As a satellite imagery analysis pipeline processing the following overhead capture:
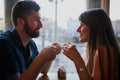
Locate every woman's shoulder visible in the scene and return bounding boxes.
[98,44,113,53]
[97,44,115,59]
[98,44,108,49]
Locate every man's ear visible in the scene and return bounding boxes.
[17,18,25,26]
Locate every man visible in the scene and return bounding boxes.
[0,1,61,80]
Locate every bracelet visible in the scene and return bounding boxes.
[77,66,86,72]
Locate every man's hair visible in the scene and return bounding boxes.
[11,1,40,26]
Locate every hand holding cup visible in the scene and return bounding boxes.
[51,42,62,54]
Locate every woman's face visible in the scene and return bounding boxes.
[77,22,89,42]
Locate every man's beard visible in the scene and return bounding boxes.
[24,21,39,38]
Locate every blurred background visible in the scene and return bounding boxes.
[0,0,120,78]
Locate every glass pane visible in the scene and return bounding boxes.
[110,0,120,43]
[33,0,87,74]
[0,0,4,33]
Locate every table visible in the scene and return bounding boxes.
[36,72,79,80]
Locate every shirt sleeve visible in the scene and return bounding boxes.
[0,39,20,79]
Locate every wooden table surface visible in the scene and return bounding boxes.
[36,72,79,80]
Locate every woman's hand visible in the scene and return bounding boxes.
[62,42,80,62]
[62,42,85,68]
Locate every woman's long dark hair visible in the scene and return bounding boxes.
[79,8,120,80]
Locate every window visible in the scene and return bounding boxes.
[0,0,4,33]
[33,0,87,75]
[110,0,120,43]
[0,0,120,79]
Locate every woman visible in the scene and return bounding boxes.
[63,8,120,80]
